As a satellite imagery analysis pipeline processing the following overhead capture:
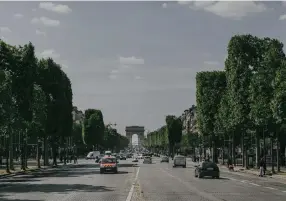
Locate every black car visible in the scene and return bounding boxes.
[120,155,126,160]
[195,161,220,179]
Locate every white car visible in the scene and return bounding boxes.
[173,155,186,168]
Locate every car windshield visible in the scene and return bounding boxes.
[101,158,116,163]
[202,162,217,168]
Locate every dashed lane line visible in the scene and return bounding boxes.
[126,167,140,201]
[264,187,277,190]
[249,183,260,187]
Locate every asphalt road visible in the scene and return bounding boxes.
[0,158,285,201]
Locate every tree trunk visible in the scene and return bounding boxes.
[255,132,260,168]
[20,130,25,170]
[277,139,280,172]
[242,135,245,167]
[37,138,41,168]
[5,135,10,173]
[271,138,274,173]
[43,135,49,166]
[9,127,14,170]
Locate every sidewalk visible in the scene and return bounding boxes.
[0,160,77,178]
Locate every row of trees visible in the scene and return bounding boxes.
[196,35,286,171]
[0,39,129,173]
[0,40,73,172]
[81,109,129,153]
[145,115,183,157]
[145,34,286,171]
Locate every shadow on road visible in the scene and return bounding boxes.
[0,179,42,182]
[0,195,44,201]
[199,177,230,180]
[0,184,114,193]
[102,171,129,174]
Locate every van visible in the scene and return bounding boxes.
[86,151,100,160]
[173,155,186,168]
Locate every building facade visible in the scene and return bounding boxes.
[72,106,84,124]
[180,105,197,135]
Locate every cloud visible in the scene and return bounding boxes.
[162,3,168,8]
[177,0,191,5]
[203,61,220,65]
[111,69,119,74]
[31,17,60,27]
[279,14,286,20]
[32,8,37,12]
[119,56,144,65]
[39,2,72,14]
[188,1,267,20]
[0,27,11,33]
[39,49,60,59]
[14,13,23,19]
[109,74,117,80]
[36,29,46,36]
[134,76,142,80]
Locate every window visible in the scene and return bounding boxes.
[101,158,116,163]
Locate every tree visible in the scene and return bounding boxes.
[271,60,286,171]
[225,35,259,165]
[165,115,182,157]
[196,71,226,162]
[84,110,105,150]
[249,38,285,168]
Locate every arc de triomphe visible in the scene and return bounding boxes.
[125,126,145,147]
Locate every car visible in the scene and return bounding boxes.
[132,158,138,162]
[86,151,100,160]
[143,156,152,164]
[160,156,169,163]
[194,161,220,179]
[120,155,126,160]
[99,156,118,174]
[173,155,186,168]
[95,154,104,163]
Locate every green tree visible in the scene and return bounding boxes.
[249,38,285,167]
[271,60,286,170]
[225,35,259,165]
[84,110,105,150]
[196,71,226,162]
[165,115,182,157]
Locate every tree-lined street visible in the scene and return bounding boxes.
[0,159,285,201]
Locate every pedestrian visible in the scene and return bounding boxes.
[259,157,265,177]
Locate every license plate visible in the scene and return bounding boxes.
[106,168,112,170]
[207,168,213,171]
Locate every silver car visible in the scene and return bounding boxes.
[173,155,186,168]
[143,156,152,164]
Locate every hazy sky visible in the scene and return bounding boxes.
[1,1,286,141]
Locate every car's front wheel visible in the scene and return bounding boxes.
[100,169,104,174]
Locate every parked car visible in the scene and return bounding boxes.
[173,155,186,168]
[194,161,220,179]
[160,156,169,163]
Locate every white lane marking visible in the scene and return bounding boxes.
[282,191,286,193]
[240,180,247,183]
[249,183,260,186]
[126,167,140,201]
[264,187,276,190]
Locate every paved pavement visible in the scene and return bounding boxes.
[0,158,285,201]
